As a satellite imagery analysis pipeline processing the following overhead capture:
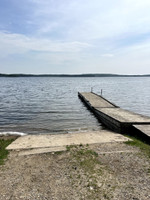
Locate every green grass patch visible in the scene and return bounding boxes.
[0,139,14,165]
[67,144,100,174]
[125,136,150,157]
[75,149,99,173]
[67,144,116,199]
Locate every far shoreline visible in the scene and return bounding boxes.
[0,73,150,78]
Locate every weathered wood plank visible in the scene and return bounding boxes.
[133,125,150,137]
[79,92,117,108]
[95,108,150,123]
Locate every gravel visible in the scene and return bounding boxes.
[0,142,150,200]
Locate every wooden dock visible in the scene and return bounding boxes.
[78,92,150,142]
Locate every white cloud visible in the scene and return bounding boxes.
[0,31,91,58]
[0,31,90,73]
[26,0,150,41]
[101,54,114,58]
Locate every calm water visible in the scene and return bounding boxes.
[0,77,150,135]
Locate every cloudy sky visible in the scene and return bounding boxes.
[0,0,150,74]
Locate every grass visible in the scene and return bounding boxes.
[67,145,100,188]
[73,148,99,174]
[66,144,101,176]
[66,144,115,199]
[125,136,150,157]
[0,139,14,165]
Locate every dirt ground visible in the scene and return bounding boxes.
[0,141,150,200]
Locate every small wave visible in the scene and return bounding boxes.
[67,127,102,134]
[0,131,27,136]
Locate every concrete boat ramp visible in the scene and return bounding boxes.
[78,92,150,142]
[6,131,130,156]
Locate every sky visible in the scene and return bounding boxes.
[0,0,150,74]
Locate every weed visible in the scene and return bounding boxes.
[68,145,101,177]
[125,136,150,157]
[68,144,114,200]
[0,139,14,165]
[66,144,78,151]
[54,151,63,155]
[147,168,150,174]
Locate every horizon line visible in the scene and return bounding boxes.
[0,73,150,77]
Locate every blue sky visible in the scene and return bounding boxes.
[0,0,150,74]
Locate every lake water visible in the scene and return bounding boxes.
[0,77,150,135]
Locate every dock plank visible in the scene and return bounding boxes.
[79,92,116,108]
[133,125,150,137]
[96,108,150,123]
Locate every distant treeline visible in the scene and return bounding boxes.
[0,73,150,77]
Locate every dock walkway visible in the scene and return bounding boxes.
[78,92,150,142]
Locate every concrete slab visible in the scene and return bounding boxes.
[18,146,66,156]
[133,125,150,137]
[96,108,150,123]
[79,92,116,108]
[7,131,130,153]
